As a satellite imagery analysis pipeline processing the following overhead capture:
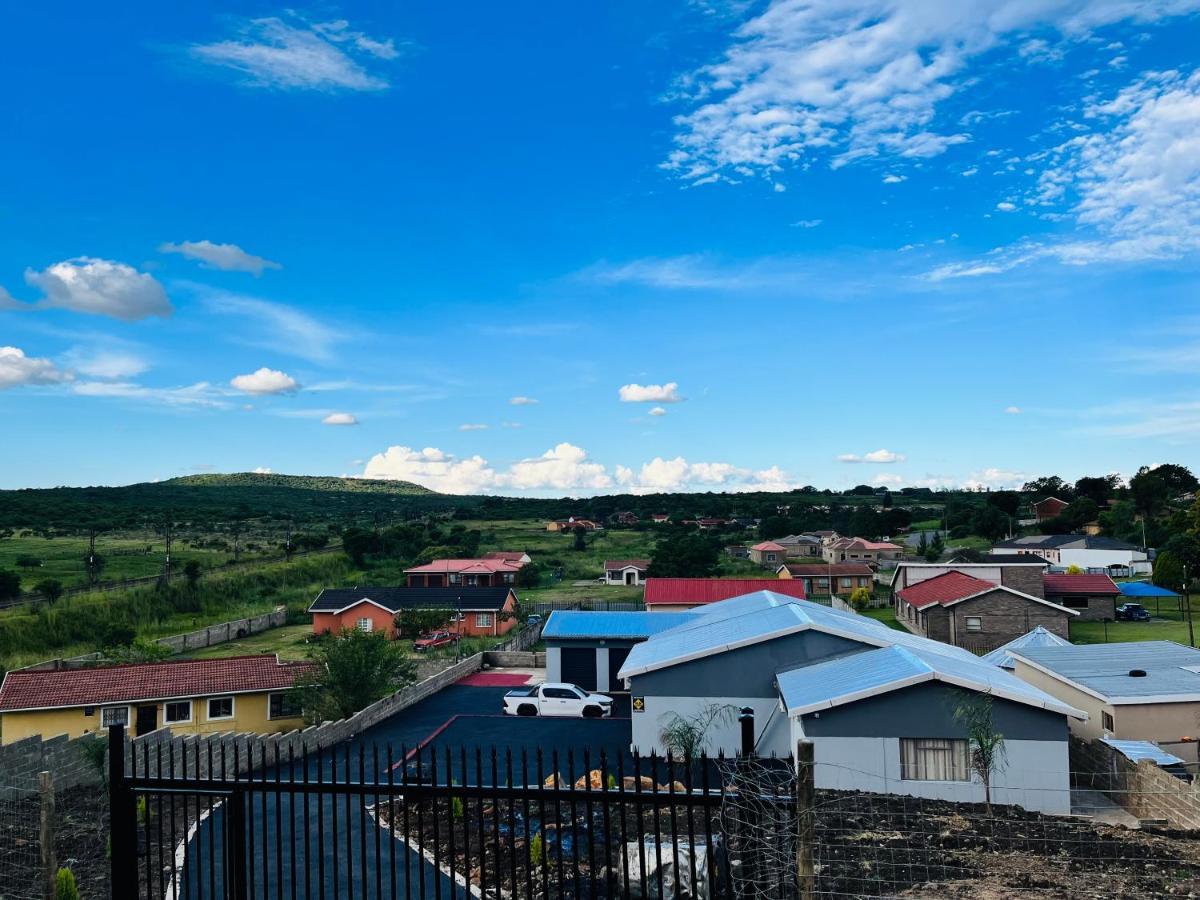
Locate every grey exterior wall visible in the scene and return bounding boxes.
[1045,593,1116,622]
[905,589,1069,647]
[799,681,1068,743]
[628,631,866,699]
[1000,566,1046,599]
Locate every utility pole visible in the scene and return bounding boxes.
[161,516,173,587]
[1186,565,1195,649]
[285,519,294,561]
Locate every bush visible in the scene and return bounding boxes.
[55,867,80,900]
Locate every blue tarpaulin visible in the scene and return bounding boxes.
[1118,581,1180,598]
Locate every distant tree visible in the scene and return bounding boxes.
[847,484,876,496]
[183,559,202,588]
[952,692,1006,813]
[84,551,106,584]
[515,561,542,589]
[15,554,40,571]
[1065,564,1085,575]
[0,569,20,602]
[1164,533,1200,574]
[1074,474,1121,506]
[98,622,136,648]
[342,527,383,567]
[1130,468,1169,517]
[1021,476,1071,498]
[850,505,881,540]
[881,491,893,509]
[394,607,455,637]
[986,491,1020,518]
[880,508,912,535]
[758,516,791,540]
[969,505,1010,543]
[101,637,172,664]
[33,578,64,605]
[647,533,721,578]
[917,531,929,557]
[1153,551,1185,590]
[572,525,587,552]
[295,628,417,722]
[1145,463,1198,496]
[925,532,945,562]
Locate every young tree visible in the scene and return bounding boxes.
[296,628,417,722]
[15,554,41,571]
[952,692,1006,812]
[393,607,455,637]
[183,559,202,588]
[515,561,542,589]
[647,532,721,578]
[916,531,929,557]
[33,578,64,605]
[1153,551,1185,590]
[572,525,587,552]
[848,586,873,611]
[925,532,945,562]
[342,527,382,567]
[658,703,737,762]
[0,568,20,603]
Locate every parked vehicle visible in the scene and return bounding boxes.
[502,682,614,718]
[1115,603,1151,622]
[413,631,459,651]
[525,614,542,626]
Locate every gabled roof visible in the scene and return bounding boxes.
[1012,641,1200,704]
[776,644,1084,719]
[0,656,317,712]
[994,534,1143,552]
[775,534,821,545]
[1043,574,1120,595]
[897,571,1077,615]
[603,559,650,571]
[827,537,903,551]
[778,563,873,577]
[643,578,806,606]
[981,626,1073,670]
[542,610,695,640]
[1118,581,1180,598]
[309,586,516,614]
[750,541,786,552]
[404,558,524,575]
[483,551,528,562]
[620,591,976,679]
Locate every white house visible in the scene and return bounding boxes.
[991,535,1151,573]
[603,559,650,586]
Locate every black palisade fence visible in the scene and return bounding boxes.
[106,725,802,900]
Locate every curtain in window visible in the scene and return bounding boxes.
[900,738,969,781]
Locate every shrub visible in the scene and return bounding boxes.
[55,867,80,900]
[529,832,545,867]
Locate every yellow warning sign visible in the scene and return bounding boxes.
[632,696,645,712]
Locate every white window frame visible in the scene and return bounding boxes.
[964,616,983,632]
[900,738,970,782]
[475,612,494,628]
[766,553,777,562]
[101,706,130,728]
[207,696,235,722]
[356,617,373,632]
[163,700,193,725]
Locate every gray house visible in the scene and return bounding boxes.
[617,591,1082,814]
[542,610,694,692]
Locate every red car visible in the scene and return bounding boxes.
[412,631,459,652]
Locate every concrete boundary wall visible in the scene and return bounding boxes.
[1071,737,1200,830]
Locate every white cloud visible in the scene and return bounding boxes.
[504,443,613,491]
[71,380,227,408]
[1005,405,1022,414]
[963,467,1026,490]
[62,348,148,379]
[252,466,273,474]
[790,219,823,228]
[230,367,299,395]
[996,201,1017,212]
[882,175,907,184]
[509,396,538,406]
[664,0,1197,183]
[837,448,905,464]
[962,167,979,177]
[619,382,684,403]
[24,257,171,320]
[190,14,398,92]
[872,473,905,486]
[0,346,70,390]
[617,457,796,494]
[648,407,667,417]
[459,423,489,431]
[159,240,281,275]
[364,446,500,494]
[204,292,342,362]
[322,412,358,426]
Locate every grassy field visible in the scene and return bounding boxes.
[860,606,905,631]
[1070,595,1199,646]
[464,519,659,581]
[183,623,316,661]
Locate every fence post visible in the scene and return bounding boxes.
[38,771,56,900]
[227,787,249,900]
[108,724,136,899]
[738,707,755,757]
[796,740,815,900]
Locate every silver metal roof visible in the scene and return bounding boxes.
[981,626,1072,670]
[1013,641,1200,703]
[776,644,1084,719]
[541,610,695,640]
[1100,738,1186,767]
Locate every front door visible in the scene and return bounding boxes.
[625,570,636,585]
[135,704,158,736]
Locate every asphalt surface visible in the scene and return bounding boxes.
[175,682,637,898]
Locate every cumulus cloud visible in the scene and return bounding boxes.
[837,448,905,464]
[230,367,299,395]
[505,443,613,492]
[0,346,70,390]
[963,467,1026,490]
[872,473,905,486]
[995,201,1017,212]
[664,0,1197,183]
[190,14,399,92]
[159,240,281,275]
[253,466,273,474]
[616,457,796,494]
[23,258,171,320]
[1005,405,1022,414]
[648,407,667,417]
[458,423,489,431]
[882,174,907,184]
[363,446,501,494]
[509,396,538,406]
[322,412,358,426]
[618,382,684,403]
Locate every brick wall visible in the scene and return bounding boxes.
[1000,566,1046,598]
[0,732,102,800]
[483,650,547,668]
[1070,737,1200,830]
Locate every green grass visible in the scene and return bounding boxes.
[463,519,660,582]
[908,519,942,531]
[860,606,906,631]
[1069,596,1200,646]
[182,623,317,661]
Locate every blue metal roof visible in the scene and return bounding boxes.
[1015,641,1200,702]
[541,610,695,640]
[981,626,1072,670]
[1118,581,1180,598]
[1100,738,1186,767]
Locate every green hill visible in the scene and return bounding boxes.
[162,472,434,496]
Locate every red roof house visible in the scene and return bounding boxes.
[1034,497,1070,522]
[1042,573,1120,621]
[404,557,526,587]
[644,578,806,610]
[749,541,787,565]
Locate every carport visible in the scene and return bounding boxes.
[542,610,695,693]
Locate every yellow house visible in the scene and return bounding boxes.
[0,655,316,745]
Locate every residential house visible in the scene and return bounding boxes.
[823,537,904,566]
[991,534,1151,573]
[404,557,525,587]
[774,534,823,558]
[1010,641,1200,764]
[0,655,314,744]
[805,530,839,543]
[483,550,532,564]
[724,545,750,560]
[1033,497,1070,522]
[895,571,1076,650]
[308,586,519,639]
[615,591,1081,813]
[1042,573,1120,622]
[650,514,670,524]
[981,626,1073,670]
[604,559,650,586]
[748,541,786,566]
[776,563,874,597]
[612,511,640,526]
[546,517,603,532]
[643,578,807,612]
[891,558,1049,599]
[542,610,695,692]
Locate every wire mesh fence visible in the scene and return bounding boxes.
[0,788,41,900]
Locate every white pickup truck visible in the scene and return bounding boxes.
[502,682,615,718]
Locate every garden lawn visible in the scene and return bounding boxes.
[465,519,660,581]
[860,606,906,631]
[182,623,316,661]
[1070,596,1200,646]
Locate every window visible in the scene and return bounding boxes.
[841,578,852,588]
[475,612,493,628]
[900,738,969,781]
[816,578,829,588]
[269,693,302,720]
[207,697,234,721]
[101,706,129,728]
[163,701,192,724]
[766,553,777,562]
[543,687,583,699]
[964,616,983,632]
[449,573,462,584]
[356,617,373,632]
[1062,597,1089,609]
[1102,711,1114,732]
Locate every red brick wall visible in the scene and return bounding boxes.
[312,604,398,638]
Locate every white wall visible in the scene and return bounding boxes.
[545,646,561,682]
[1058,548,1148,569]
[630,695,790,757]
[792,731,1071,815]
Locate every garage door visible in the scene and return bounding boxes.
[607,647,631,692]
[559,648,596,691]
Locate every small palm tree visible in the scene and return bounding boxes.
[953,692,1007,812]
[658,703,737,762]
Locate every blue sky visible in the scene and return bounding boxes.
[2,1,1199,495]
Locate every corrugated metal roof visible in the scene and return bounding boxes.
[643,578,806,606]
[1043,574,1120,595]
[897,571,996,608]
[1100,738,1186,767]
[981,626,1072,670]
[541,610,694,640]
[1014,641,1200,702]
[776,644,1084,719]
[1118,581,1180,598]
